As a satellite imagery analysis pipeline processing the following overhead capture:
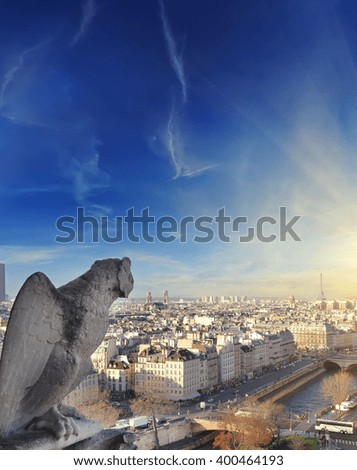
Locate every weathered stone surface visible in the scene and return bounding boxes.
[134,418,192,450]
[0,419,102,450]
[67,429,137,450]
[0,258,133,443]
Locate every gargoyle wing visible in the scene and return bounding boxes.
[0,272,64,438]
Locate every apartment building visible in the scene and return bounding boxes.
[134,345,201,400]
[289,322,334,349]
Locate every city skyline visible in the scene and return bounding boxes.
[2,1,357,298]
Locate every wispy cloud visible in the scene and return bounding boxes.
[9,185,62,196]
[166,106,181,177]
[0,33,110,213]
[0,39,51,110]
[0,112,54,129]
[63,152,110,210]
[165,105,215,179]
[70,0,98,47]
[158,0,187,103]
[177,164,216,179]
[0,246,62,265]
[157,2,215,179]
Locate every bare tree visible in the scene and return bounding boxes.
[130,389,176,449]
[213,413,271,450]
[321,371,353,412]
[213,396,285,450]
[239,397,286,437]
[76,389,122,428]
[260,399,286,438]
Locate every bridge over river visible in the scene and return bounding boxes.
[324,355,357,371]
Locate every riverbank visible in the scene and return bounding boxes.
[237,361,325,404]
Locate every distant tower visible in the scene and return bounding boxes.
[145,291,152,304]
[318,273,326,300]
[288,294,296,309]
[163,290,169,306]
[0,264,5,302]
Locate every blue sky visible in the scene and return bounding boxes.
[1,0,357,299]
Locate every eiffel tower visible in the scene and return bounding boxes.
[318,273,326,300]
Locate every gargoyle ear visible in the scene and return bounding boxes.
[91,260,102,269]
[121,257,131,269]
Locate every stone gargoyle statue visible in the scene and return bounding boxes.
[0,257,133,442]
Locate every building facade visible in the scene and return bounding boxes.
[91,337,118,387]
[134,346,201,400]
[0,264,5,302]
[106,358,132,395]
[289,322,334,349]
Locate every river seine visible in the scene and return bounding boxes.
[279,369,357,416]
